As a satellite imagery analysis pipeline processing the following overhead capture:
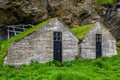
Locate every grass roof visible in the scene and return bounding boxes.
[70,24,94,39]
[0,19,50,64]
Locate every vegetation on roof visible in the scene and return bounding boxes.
[0,19,50,64]
[70,24,94,39]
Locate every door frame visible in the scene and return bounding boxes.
[96,34,102,58]
[53,31,62,62]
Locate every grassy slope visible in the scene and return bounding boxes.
[0,19,50,64]
[0,53,120,80]
[70,24,93,39]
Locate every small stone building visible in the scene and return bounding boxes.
[4,18,79,65]
[80,22,117,59]
[4,18,117,65]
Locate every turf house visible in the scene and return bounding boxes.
[79,22,117,59]
[4,18,117,65]
[4,18,79,65]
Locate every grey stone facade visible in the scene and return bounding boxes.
[4,18,79,65]
[80,22,117,59]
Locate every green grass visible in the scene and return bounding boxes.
[70,24,93,39]
[0,19,50,64]
[0,53,120,80]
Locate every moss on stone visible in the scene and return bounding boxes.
[117,41,120,48]
[94,0,116,11]
[95,0,116,5]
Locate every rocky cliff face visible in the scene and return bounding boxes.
[103,1,120,40]
[0,0,120,40]
[0,0,98,26]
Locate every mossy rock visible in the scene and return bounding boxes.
[94,0,116,10]
[12,2,23,7]
[0,11,7,24]
[117,41,120,48]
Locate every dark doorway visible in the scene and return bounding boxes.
[96,34,102,58]
[53,32,62,62]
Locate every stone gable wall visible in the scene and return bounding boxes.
[80,22,117,59]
